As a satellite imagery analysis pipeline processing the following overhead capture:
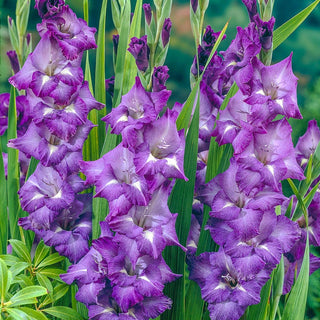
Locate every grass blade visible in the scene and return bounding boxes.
[282,235,310,320]
[112,0,131,108]
[0,144,8,254]
[94,0,108,154]
[162,99,200,320]
[7,87,20,241]
[122,0,142,94]
[273,0,320,50]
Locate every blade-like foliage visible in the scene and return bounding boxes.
[163,100,200,320]
[246,275,272,320]
[0,145,8,254]
[282,235,310,320]
[9,285,47,306]
[273,0,320,49]
[43,306,85,320]
[94,0,108,154]
[7,87,20,241]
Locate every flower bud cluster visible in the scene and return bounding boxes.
[188,11,308,320]
[7,0,103,263]
[62,75,187,319]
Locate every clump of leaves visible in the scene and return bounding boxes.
[0,240,84,320]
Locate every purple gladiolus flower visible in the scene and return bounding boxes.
[103,77,170,147]
[253,16,275,51]
[221,23,261,85]
[202,25,226,51]
[19,195,92,263]
[7,50,20,74]
[191,26,226,77]
[161,18,172,48]
[152,66,169,92]
[9,34,83,104]
[134,109,187,180]
[27,81,103,141]
[81,143,152,206]
[236,119,305,191]
[143,3,152,25]
[189,250,269,320]
[241,0,258,22]
[105,76,115,97]
[212,90,268,154]
[241,54,302,120]
[8,120,94,167]
[113,34,119,57]
[128,36,150,72]
[18,164,75,212]
[295,120,320,167]
[37,5,97,60]
[224,210,300,268]
[0,93,10,136]
[0,93,32,137]
[35,0,65,18]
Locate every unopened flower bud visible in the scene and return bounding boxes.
[143,3,152,25]
[112,34,119,57]
[161,18,172,48]
[7,50,20,74]
[191,0,198,13]
[128,35,150,72]
[152,66,169,92]
[241,0,258,22]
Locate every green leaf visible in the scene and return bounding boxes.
[303,181,320,209]
[0,254,21,266]
[36,253,65,269]
[163,97,200,320]
[122,0,142,94]
[33,241,50,268]
[16,0,30,37]
[83,0,89,23]
[52,283,69,303]
[9,262,29,278]
[273,0,320,50]
[111,0,121,31]
[9,240,31,265]
[10,285,47,306]
[38,268,65,280]
[282,235,310,320]
[43,306,84,320]
[0,258,11,302]
[0,144,8,254]
[270,256,285,320]
[246,275,272,320]
[219,82,238,112]
[6,308,30,320]
[25,157,39,181]
[94,0,108,153]
[17,307,48,320]
[36,274,53,298]
[40,283,69,307]
[7,87,21,241]
[185,281,205,320]
[287,178,308,222]
[13,274,33,288]
[112,0,131,107]
[7,17,19,54]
